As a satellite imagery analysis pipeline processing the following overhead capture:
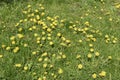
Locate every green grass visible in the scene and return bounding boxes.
[0,0,120,80]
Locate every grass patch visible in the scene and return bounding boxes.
[0,0,120,80]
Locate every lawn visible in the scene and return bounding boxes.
[0,0,120,80]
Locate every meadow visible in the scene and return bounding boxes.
[0,0,120,80]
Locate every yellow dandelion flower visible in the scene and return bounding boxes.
[58,68,63,74]
[47,28,52,32]
[24,43,28,47]
[32,26,37,29]
[43,63,47,68]
[34,33,38,37]
[47,37,52,40]
[47,33,51,36]
[0,55,3,58]
[36,15,40,20]
[76,54,81,59]
[17,34,24,39]
[90,48,94,52]
[66,40,71,44]
[95,52,100,57]
[38,58,43,62]
[62,54,66,59]
[61,37,66,41]
[38,77,42,80]
[108,56,112,60]
[41,7,45,10]
[87,53,92,58]
[78,64,83,69]
[12,41,16,45]
[10,36,15,40]
[18,28,23,32]
[15,64,22,67]
[115,4,120,8]
[41,52,47,57]
[41,37,46,41]
[13,47,19,53]
[89,44,93,47]
[27,5,31,8]
[41,12,45,16]
[2,44,6,48]
[44,57,48,61]
[78,39,82,43]
[24,66,28,70]
[49,41,53,46]
[57,33,62,37]
[99,71,106,77]
[6,46,11,51]
[24,19,27,22]
[109,18,112,21]
[92,73,97,79]
[50,64,54,68]
[84,21,90,26]
[112,40,117,44]
[29,27,32,31]
[32,51,37,55]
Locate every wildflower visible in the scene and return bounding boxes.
[76,54,81,59]
[47,28,52,32]
[32,51,37,55]
[32,26,37,29]
[1,44,6,48]
[109,18,112,21]
[41,52,47,57]
[34,33,38,37]
[99,71,106,77]
[78,64,83,69]
[15,64,22,67]
[18,28,23,32]
[41,12,45,16]
[89,44,93,47]
[36,15,40,20]
[24,66,28,70]
[87,53,92,58]
[112,40,117,44]
[13,47,19,53]
[43,63,47,68]
[12,41,16,44]
[44,57,48,61]
[17,34,24,39]
[6,46,11,51]
[61,37,66,41]
[38,77,42,80]
[78,39,82,43]
[58,68,63,74]
[24,43,28,47]
[108,56,112,60]
[90,48,94,52]
[49,41,53,46]
[95,52,100,57]
[50,64,54,68]
[92,73,97,79]
[57,33,62,37]
[62,54,66,59]
[10,36,15,40]
[84,21,90,26]
[41,37,46,41]
[66,40,71,44]
[27,5,31,8]
[0,55,3,58]
[47,37,52,40]
[38,58,43,62]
